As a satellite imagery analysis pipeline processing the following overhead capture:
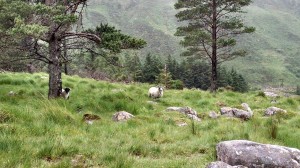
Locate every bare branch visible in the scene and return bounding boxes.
[63,32,101,43]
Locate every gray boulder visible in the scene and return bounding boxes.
[112,111,134,122]
[265,107,287,116]
[220,104,252,120]
[220,107,235,117]
[206,161,246,168]
[232,109,252,120]
[264,91,278,97]
[217,140,300,168]
[209,111,219,119]
[241,103,253,116]
[166,107,201,121]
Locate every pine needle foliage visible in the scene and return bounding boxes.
[174,0,255,92]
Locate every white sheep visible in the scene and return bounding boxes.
[61,87,71,99]
[148,86,163,99]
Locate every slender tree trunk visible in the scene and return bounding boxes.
[48,37,62,99]
[63,39,68,75]
[91,51,96,72]
[64,62,68,75]
[210,0,218,92]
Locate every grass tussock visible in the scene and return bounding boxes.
[0,72,299,167]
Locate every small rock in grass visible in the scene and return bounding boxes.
[112,111,134,122]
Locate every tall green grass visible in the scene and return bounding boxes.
[0,72,299,167]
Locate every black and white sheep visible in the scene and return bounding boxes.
[61,87,71,99]
[148,86,163,99]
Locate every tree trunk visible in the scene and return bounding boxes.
[64,63,68,75]
[48,37,62,99]
[210,0,218,92]
[63,39,68,75]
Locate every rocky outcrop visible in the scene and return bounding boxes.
[264,91,278,97]
[209,111,219,119]
[220,107,235,117]
[112,111,134,122]
[241,103,253,116]
[265,106,287,116]
[220,103,253,120]
[166,107,201,121]
[206,161,246,168]
[217,140,300,168]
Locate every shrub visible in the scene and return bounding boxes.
[170,80,184,90]
[217,87,225,92]
[257,91,266,97]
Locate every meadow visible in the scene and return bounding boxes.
[0,72,299,167]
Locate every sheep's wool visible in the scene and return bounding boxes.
[148,86,163,99]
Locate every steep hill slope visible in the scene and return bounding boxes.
[84,0,181,57]
[83,0,300,86]
[226,0,300,86]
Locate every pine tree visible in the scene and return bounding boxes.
[175,0,255,92]
[0,2,146,98]
[178,59,193,88]
[191,61,210,90]
[142,53,163,83]
[217,67,229,88]
[166,55,182,80]
[226,68,249,92]
[155,65,173,89]
[125,54,143,82]
[236,74,249,92]
[230,68,239,90]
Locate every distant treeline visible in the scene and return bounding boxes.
[0,52,248,92]
[123,54,249,92]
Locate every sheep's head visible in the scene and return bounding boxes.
[158,86,163,94]
[64,88,71,93]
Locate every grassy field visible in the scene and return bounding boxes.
[0,72,300,167]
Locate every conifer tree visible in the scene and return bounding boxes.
[142,53,163,83]
[229,68,239,89]
[0,3,146,98]
[125,54,143,82]
[175,0,255,92]
[236,74,249,92]
[166,55,181,80]
[156,65,173,89]
[217,67,229,88]
[179,59,193,88]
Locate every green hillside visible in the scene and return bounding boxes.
[0,72,300,167]
[226,0,300,86]
[84,0,181,58]
[83,0,300,87]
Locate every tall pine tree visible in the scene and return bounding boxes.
[175,0,255,92]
